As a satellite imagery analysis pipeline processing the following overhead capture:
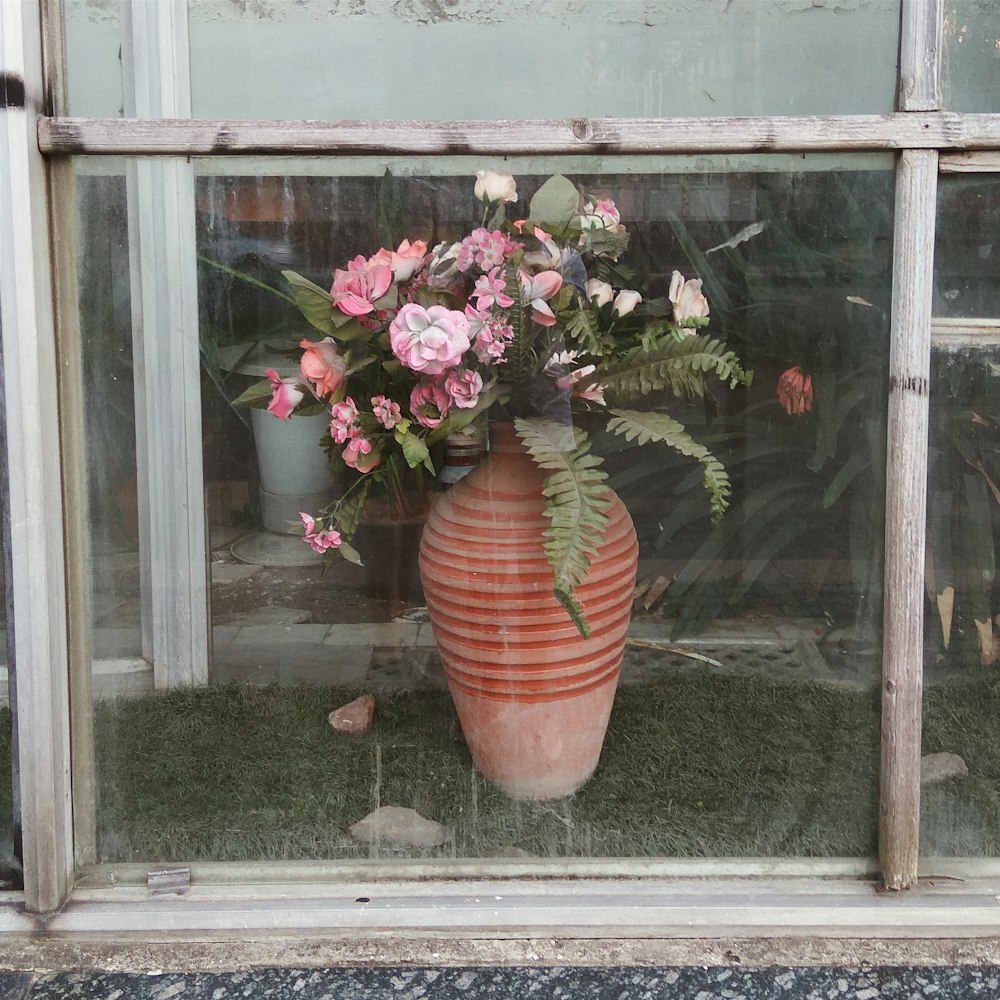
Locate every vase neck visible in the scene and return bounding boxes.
[489,421,529,456]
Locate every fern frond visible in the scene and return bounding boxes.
[514,417,612,638]
[607,409,733,523]
[586,335,751,404]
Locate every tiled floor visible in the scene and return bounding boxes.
[1,966,998,999]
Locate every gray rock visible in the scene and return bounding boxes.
[328,693,375,734]
[349,806,448,847]
[921,751,969,785]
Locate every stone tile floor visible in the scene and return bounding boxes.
[0,966,998,998]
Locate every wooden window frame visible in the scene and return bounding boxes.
[5,0,1000,949]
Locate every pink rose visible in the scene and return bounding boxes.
[389,303,471,375]
[410,380,452,429]
[444,368,484,410]
[330,254,392,317]
[299,337,346,400]
[264,368,304,421]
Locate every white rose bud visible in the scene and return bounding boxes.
[474,169,518,204]
[669,270,710,324]
[585,278,614,307]
[612,289,642,317]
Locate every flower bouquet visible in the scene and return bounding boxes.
[237,170,751,636]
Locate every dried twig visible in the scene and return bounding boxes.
[625,638,723,667]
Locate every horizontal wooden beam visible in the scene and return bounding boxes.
[37,114,1000,157]
[940,152,1000,173]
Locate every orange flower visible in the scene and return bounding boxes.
[776,366,813,415]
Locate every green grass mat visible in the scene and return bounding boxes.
[91,673,882,863]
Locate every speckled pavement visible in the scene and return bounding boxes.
[2,967,1000,999]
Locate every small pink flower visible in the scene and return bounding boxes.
[410,380,452,429]
[264,368,305,421]
[300,512,342,554]
[776,367,813,416]
[472,317,514,364]
[389,303,471,375]
[371,394,402,429]
[517,268,563,327]
[330,397,360,443]
[299,338,346,401]
[342,435,380,472]
[444,368,484,410]
[472,267,515,312]
[330,254,392,317]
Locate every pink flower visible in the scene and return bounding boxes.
[444,368,484,410]
[472,317,514,364]
[299,338,346,400]
[578,197,622,231]
[545,351,605,405]
[669,270,710,325]
[373,239,428,282]
[264,368,305,421]
[456,228,520,272]
[342,435,380,472]
[330,254,392,317]
[472,267,515,312]
[776,367,813,416]
[410,380,452,429]
[300,512,342,554]
[517,268,563,327]
[371,394,402,429]
[330,397,360,443]
[389,303,471,375]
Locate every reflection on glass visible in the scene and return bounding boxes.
[923,177,1000,858]
[87,157,890,864]
[0,314,16,887]
[187,1,900,119]
[943,0,1000,113]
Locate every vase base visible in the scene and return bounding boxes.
[448,675,618,800]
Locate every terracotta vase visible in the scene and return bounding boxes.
[419,422,638,800]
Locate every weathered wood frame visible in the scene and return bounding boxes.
[5,0,1000,927]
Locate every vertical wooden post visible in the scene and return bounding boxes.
[122,0,209,687]
[879,0,943,893]
[898,0,944,112]
[0,0,74,912]
[881,147,938,890]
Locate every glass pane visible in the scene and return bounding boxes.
[63,0,124,117]
[922,175,1000,859]
[943,0,1000,113]
[186,1,901,119]
[80,154,890,866]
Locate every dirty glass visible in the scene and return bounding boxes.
[62,0,902,120]
[77,154,891,867]
[942,0,1000,113]
[0,317,17,889]
[922,175,1000,859]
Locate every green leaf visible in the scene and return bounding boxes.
[338,540,363,566]
[514,417,612,638]
[606,409,733,522]
[395,428,434,474]
[584,335,752,404]
[282,270,336,337]
[231,379,274,409]
[528,174,581,230]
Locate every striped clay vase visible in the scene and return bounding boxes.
[418,422,638,800]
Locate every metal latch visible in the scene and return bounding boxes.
[147,867,190,895]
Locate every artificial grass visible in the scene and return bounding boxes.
[90,673,883,863]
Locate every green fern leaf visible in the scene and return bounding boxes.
[586,335,751,404]
[607,409,733,523]
[514,417,612,638]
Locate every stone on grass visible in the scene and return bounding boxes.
[921,751,969,785]
[328,694,375,734]
[349,807,448,848]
